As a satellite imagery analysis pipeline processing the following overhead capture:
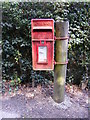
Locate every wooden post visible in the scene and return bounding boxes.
[53,20,69,103]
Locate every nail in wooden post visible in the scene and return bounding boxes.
[53,20,69,103]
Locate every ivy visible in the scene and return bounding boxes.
[2,2,90,86]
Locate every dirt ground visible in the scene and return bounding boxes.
[0,83,89,119]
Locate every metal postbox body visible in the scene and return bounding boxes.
[31,19,54,70]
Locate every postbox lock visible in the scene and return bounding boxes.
[41,40,44,44]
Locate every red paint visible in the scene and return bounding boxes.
[31,19,54,70]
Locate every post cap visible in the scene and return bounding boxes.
[56,17,69,22]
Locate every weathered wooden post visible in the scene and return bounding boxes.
[53,19,69,103]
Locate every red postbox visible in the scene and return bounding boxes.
[31,19,54,70]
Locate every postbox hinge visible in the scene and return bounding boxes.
[54,60,68,65]
[54,36,69,41]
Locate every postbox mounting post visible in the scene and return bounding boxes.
[53,20,69,103]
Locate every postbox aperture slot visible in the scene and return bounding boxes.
[37,45,48,64]
[33,29,52,32]
[33,26,52,30]
[32,30,53,39]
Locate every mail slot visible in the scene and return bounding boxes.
[31,19,54,70]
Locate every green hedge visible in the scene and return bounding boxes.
[2,2,90,86]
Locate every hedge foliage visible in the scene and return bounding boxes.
[2,2,90,86]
